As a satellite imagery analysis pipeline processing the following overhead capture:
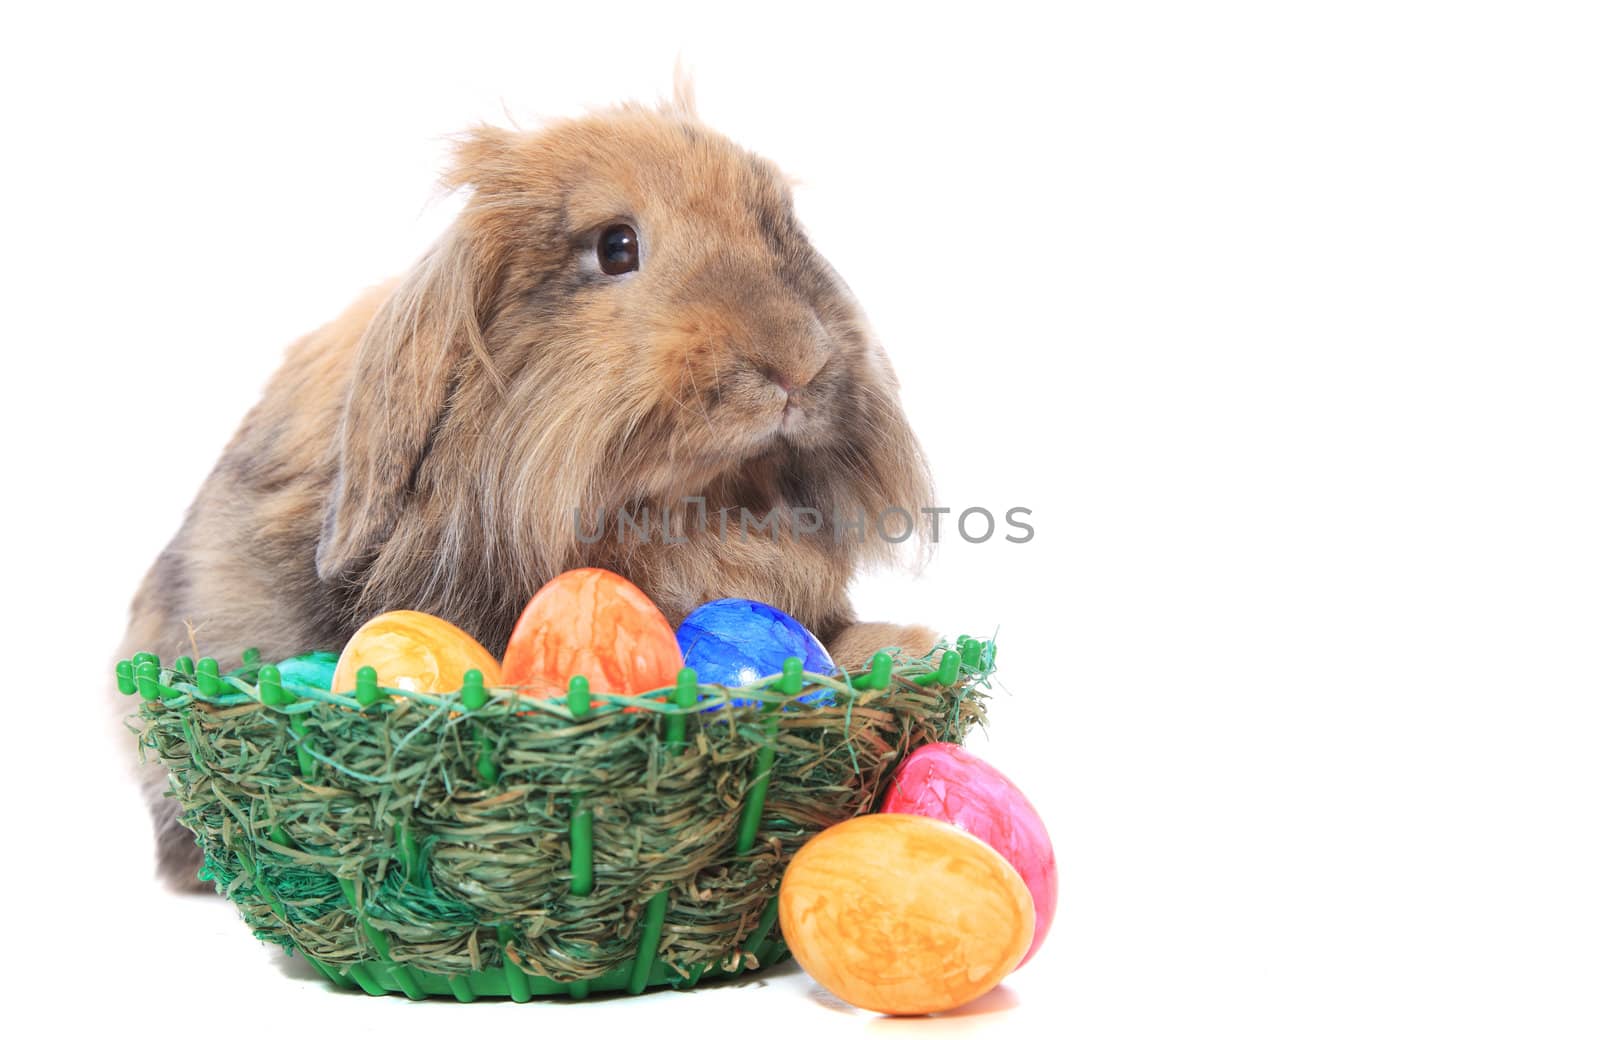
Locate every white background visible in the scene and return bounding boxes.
[3,2,1597,1037]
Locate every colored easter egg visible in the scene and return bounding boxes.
[881,742,1058,967]
[501,567,683,698]
[274,651,337,691]
[331,611,502,695]
[779,813,1034,1016]
[676,598,835,706]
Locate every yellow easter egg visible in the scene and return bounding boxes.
[331,610,502,695]
[778,813,1035,1016]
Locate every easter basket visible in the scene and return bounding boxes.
[123,636,995,1001]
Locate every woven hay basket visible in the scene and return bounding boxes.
[123,635,995,1000]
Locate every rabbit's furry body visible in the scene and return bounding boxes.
[120,98,936,886]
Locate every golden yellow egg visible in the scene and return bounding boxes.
[778,813,1035,1016]
[331,610,502,695]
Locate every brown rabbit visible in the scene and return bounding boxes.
[119,94,937,887]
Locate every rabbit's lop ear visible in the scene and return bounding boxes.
[315,230,496,582]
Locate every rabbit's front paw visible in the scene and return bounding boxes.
[827,621,939,673]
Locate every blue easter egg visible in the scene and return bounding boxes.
[676,599,836,706]
[275,650,338,692]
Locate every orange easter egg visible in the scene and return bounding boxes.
[778,813,1034,1016]
[331,610,502,695]
[500,567,683,698]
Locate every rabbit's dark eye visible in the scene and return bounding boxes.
[598,224,639,275]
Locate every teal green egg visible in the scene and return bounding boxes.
[275,650,338,691]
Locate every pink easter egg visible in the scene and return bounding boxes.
[881,742,1058,967]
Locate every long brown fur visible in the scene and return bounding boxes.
[118,96,937,887]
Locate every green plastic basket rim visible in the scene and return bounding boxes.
[118,635,998,716]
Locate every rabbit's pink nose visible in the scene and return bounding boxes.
[763,367,811,395]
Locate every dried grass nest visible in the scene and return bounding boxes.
[125,636,996,1000]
